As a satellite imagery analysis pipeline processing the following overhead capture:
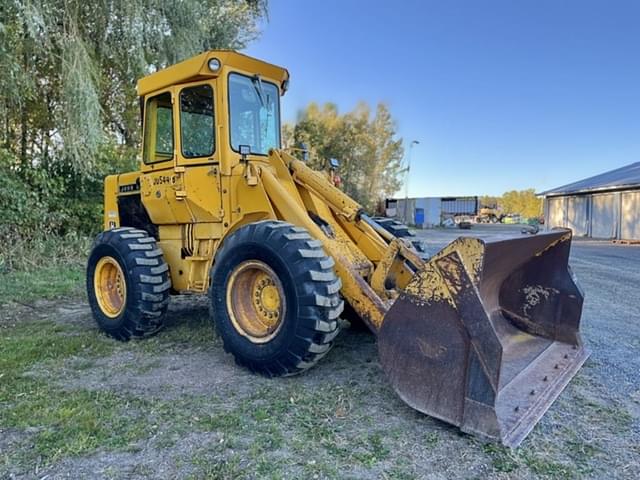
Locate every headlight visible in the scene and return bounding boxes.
[208,58,221,72]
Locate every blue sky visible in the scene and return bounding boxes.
[244,0,640,197]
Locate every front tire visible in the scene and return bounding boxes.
[86,227,171,340]
[210,221,344,376]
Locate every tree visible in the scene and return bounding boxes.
[479,195,500,209]
[292,102,404,212]
[0,0,267,240]
[0,0,267,175]
[499,189,542,218]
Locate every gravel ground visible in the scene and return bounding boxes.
[1,225,639,479]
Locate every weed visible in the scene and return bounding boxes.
[482,443,520,473]
[423,431,439,447]
[188,453,247,480]
[0,234,90,304]
[0,233,91,272]
[384,464,416,480]
[523,453,574,478]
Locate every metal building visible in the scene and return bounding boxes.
[540,162,640,240]
[385,197,478,228]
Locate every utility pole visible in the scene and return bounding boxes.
[403,140,419,224]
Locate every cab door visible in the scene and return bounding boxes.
[175,80,224,222]
[140,88,193,225]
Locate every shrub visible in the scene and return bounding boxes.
[0,145,137,271]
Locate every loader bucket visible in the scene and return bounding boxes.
[378,229,588,447]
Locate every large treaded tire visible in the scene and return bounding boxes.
[210,220,344,377]
[86,227,171,341]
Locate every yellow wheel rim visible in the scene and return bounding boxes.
[94,256,127,318]
[226,260,286,343]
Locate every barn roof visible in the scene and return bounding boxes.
[539,162,640,197]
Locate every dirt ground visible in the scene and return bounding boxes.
[1,225,639,479]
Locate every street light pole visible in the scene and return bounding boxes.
[403,140,419,224]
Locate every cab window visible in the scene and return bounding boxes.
[143,92,174,163]
[180,84,215,158]
[228,73,280,155]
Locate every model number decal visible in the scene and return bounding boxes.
[152,175,177,185]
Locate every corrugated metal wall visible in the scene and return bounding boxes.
[591,194,617,239]
[392,198,414,225]
[621,191,640,240]
[545,189,640,240]
[566,197,589,236]
[388,197,458,227]
[440,197,478,215]
[546,197,566,228]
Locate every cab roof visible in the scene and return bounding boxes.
[136,50,289,97]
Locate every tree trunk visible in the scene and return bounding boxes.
[20,19,29,170]
[20,106,28,169]
[3,100,10,150]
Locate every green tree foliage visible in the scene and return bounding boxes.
[479,195,500,209]
[1,0,266,173]
[292,102,404,212]
[0,0,267,246]
[499,189,542,218]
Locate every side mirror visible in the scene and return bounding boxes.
[329,158,340,169]
[239,144,251,162]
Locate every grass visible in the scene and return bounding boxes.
[481,443,581,479]
[0,318,217,471]
[1,309,637,479]
[0,233,90,304]
[135,307,217,353]
[187,454,248,480]
[478,386,632,480]
[175,383,403,479]
[482,443,520,474]
[0,322,132,463]
[0,316,352,474]
[0,234,410,477]
[0,321,113,374]
[0,265,85,304]
[0,232,637,478]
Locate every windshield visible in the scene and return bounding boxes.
[228,73,280,155]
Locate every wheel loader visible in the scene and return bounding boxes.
[87,51,588,447]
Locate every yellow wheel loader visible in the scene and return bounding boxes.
[87,51,588,447]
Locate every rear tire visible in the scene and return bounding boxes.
[86,227,171,341]
[371,217,429,257]
[210,221,344,376]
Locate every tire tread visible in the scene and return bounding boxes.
[87,227,171,341]
[210,221,344,377]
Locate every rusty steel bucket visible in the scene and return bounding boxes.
[378,229,588,447]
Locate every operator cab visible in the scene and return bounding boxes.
[136,50,289,172]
